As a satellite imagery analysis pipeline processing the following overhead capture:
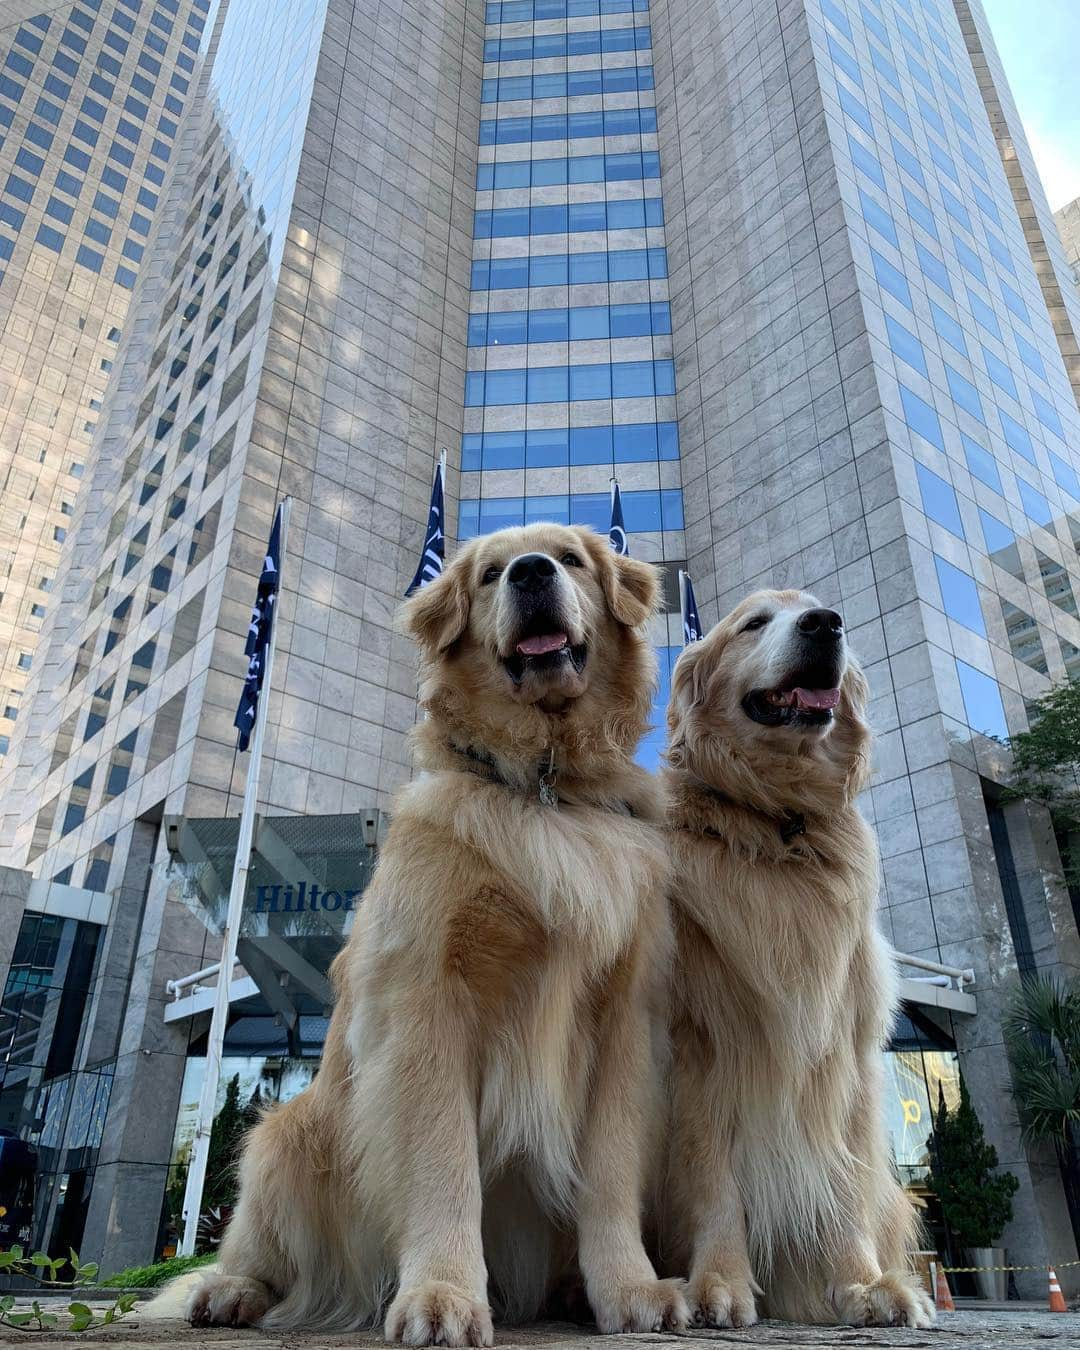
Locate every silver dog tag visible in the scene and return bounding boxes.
[538,750,558,808]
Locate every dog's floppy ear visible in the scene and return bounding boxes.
[667,637,710,728]
[598,551,660,628]
[841,659,870,721]
[401,563,470,653]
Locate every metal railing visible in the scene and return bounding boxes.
[165,958,241,1001]
[894,951,975,992]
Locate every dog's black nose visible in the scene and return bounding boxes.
[797,607,844,639]
[507,553,557,592]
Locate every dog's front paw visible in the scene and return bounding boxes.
[590,1276,690,1334]
[385,1281,493,1347]
[687,1270,758,1328]
[826,1272,935,1329]
[186,1274,272,1327]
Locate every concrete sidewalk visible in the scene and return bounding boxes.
[6,1311,1080,1348]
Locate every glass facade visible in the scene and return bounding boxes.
[466,0,684,767]
[0,909,111,1255]
[814,0,1080,743]
[11,0,329,882]
[0,1,207,757]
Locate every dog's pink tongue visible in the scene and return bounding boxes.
[516,632,568,656]
[793,687,841,710]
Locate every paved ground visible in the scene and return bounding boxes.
[7,1311,1080,1348]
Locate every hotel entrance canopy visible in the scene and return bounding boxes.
[161,810,380,1041]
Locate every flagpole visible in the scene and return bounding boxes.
[179,496,291,1257]
[678,569,688,641]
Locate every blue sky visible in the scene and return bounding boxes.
[982,0,1080,210]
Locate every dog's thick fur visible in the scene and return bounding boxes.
[156,524,688,1344]
[659,589,934,1330]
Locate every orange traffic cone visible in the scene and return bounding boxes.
[933,1261,955,1312]
[1047,1267,1066,1313]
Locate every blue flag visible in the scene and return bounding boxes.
[234,503,283,751]
[681,570,702,645]
[608,479,629,556]
[405,459,446,596]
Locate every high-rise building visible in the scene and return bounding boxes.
[1,0,1078,1289]
[1057,195,1080,282]
[0,1,206,771]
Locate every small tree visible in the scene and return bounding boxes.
[928,1080,1019,1249]
[1007,679,1080,889]
[1004,975,1080,1248]
[202,1073,247,1211]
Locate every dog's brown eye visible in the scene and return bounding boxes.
[560,552,582,568]
[742,615,769,632]
[481,565,502,585]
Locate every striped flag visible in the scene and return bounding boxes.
[608,478,629,555]
[234,504,284,751]
[680,569,702,645]
[405,456,446,595]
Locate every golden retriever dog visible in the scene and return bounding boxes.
[156,523,688,1344]
[660,589,934,1330]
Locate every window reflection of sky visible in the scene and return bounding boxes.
[201,0,328,278]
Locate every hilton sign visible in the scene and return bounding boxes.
[253,881,363,913]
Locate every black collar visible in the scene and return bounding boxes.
[447,742,635,817]
[692,778,806,846]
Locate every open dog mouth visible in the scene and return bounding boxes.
[502,618,587,685]
[743,684,841,728]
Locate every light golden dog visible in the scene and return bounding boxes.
[158,523,688,1344]
[660,589,934,1329]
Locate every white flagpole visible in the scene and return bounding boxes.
[179,496,291,1257]
[678,569,688,642]
[439,447,447,483]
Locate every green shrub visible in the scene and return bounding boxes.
[99,1251,214,1289]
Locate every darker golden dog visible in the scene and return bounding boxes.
[660,589,934,1329]
[152,524,688,1345]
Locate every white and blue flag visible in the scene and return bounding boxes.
[680,570,702,645]
[405,457,446,596]
[234,503,283,751]
[608,478,629,556]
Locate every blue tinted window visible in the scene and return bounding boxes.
[45,195,73,224]
[935,555,985,634]
[972,183,1001,227]
[956,660,1008,739]
[959,140,988,183]
[869,45,900,90]
[54,168,81,196]
[1017,478,1052,525]
[940,187,971,233]
[903,186,937,238]
[968,288,1001,339]
[962,434,1002,492]
[917,462,964,536]
[871,248,912,309]
[1013,332,1046,381]
[1030,390,1063,439]
[75,242,103,272]
[953,237,986,285]
[14,146,44,177]
[828,36,863,86]
[137,185,157,210]
[84,216,111,244]
[891,137,925,187]
[861,2,889,45]
[885,314,926,375]
[4,172,35,202]
[858,189,897,246]
[982,347,1017,400]
[837,85,873,135]
[927,138,960,184]
[929,300,966,356]
[34,95,61,123]
[80,93,107,121]
[985,229,1014,275]
[64,144,91,172]
[945,365,984,422]
[916,242,952,295]
[848,134,886,188]
[999,278,1029,325]
[43,71,71,100]
[72,118,98,147]
[25,121,53,150]
[881,90,912,136]
[0,201,26,230]
[35,223,64,252]
[901,385,944,449]
[93,190,119,217]
[979,508,1014,556]
[998,408,1035,463]
[1049,451,1080,499]
[907,53,933,92]
[821,0,853,39]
